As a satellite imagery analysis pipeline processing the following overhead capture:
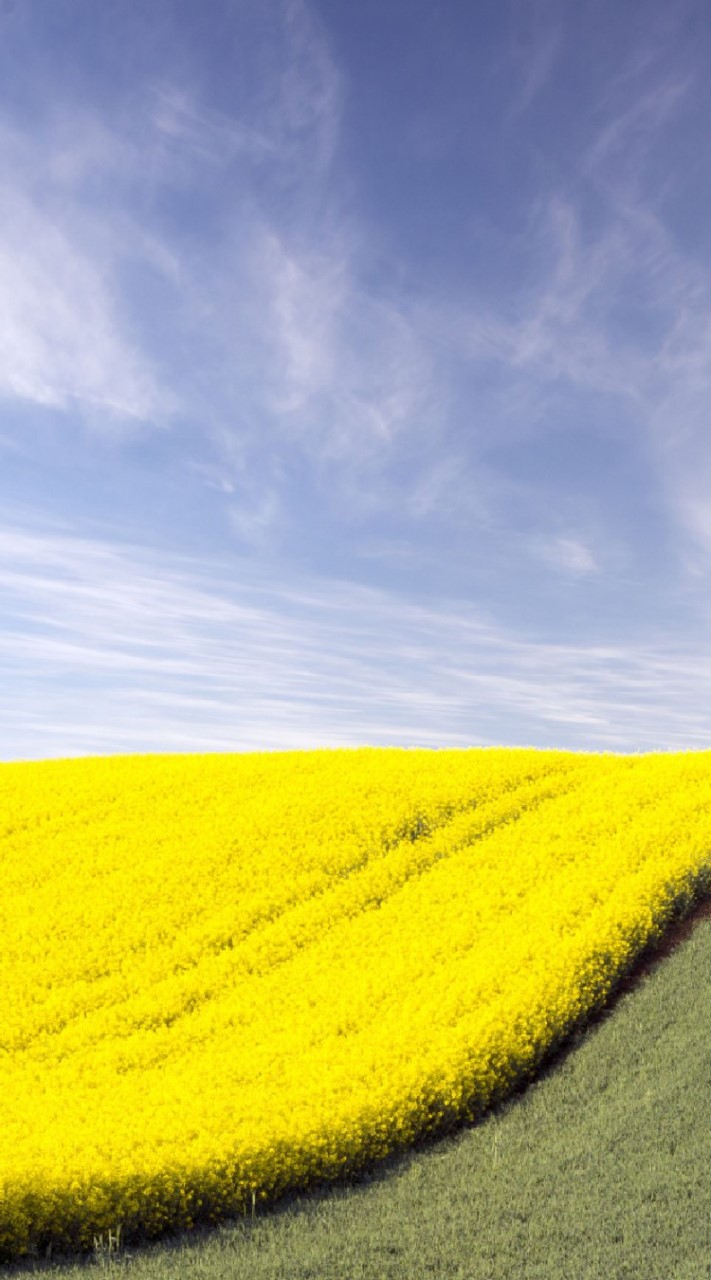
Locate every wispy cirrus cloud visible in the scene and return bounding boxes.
[530,535,599,577]
[254,225,437,466]
[0,0,445,549]
[2,521,711,761]
[417,26,711,578]
[149,0,341,176]
[584,74,692,188]
[0,117,173,424]
[506,0,563,115]
[3,0,710,589]
[151,85,277,165]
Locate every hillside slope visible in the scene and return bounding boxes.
[8,898,711,1279]
[1,748,710,1266]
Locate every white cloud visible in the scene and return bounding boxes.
[0,0,442,539]
[418,45,711,573]
[532,535,599,576]
[4,0,710,576]
[141,2,439,490]
[259,228,348,415]
[0,116,176,426]
[2,522,711,760]
[233,217,440,480]
[584,74,692,186]
[506,0,562,116]
[452,195,655,402]
[278,0,342,171]
[0,186,164,421]
[0,0,337,442]
[148,0,340,177]
[151,84,277,164]
[228,489,282,549]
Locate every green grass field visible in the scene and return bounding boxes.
[5,899,710,1280]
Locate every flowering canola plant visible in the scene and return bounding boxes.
[1,746,710,1259]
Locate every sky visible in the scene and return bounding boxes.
[2,0,711,759]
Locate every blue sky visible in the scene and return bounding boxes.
[2,0,711,759]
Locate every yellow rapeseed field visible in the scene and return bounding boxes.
[1,746,710,1260]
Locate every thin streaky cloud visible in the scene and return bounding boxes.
[416,48,711,582]
[2,524,711,761]
[151,85,277,163]
[3,0,711,757]
[530,536,599,577]
[0,118,175,425]
[507,20,562,115]
[585,75,693,179]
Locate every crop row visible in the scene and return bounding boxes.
[0,747,709,1260]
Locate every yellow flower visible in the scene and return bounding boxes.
[0,746,709,1259]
